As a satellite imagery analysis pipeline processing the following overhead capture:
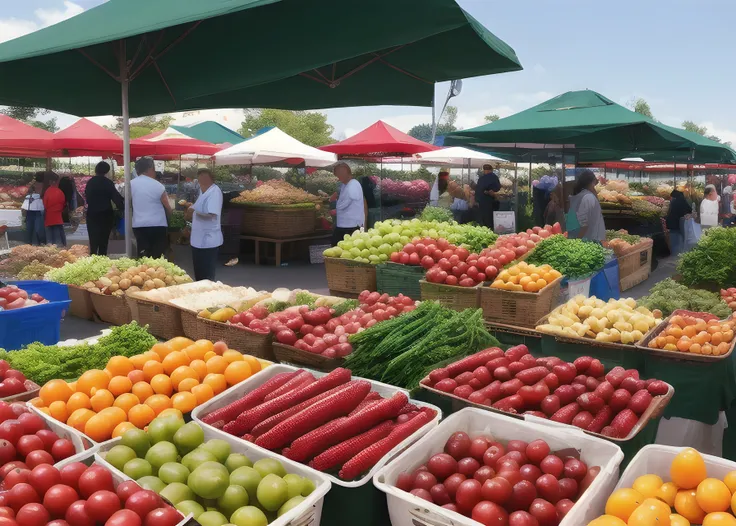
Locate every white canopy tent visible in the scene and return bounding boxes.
[413,146,507,168]
[214,127,337,167]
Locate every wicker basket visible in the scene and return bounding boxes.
[199,318,274,360]
[89,292,131,325]
[67,285,95,320]
[238,205,316,238]
[480,276,563,328]
[376,262,424,299]
[324,257,377,295]
[134,299,184,340]
[180,309,208,340]
[419,280,480,311]
[272,343,345,371]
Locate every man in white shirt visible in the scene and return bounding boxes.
[332,163,365,246]
[187,169,223,281]
[21,173,45,245]
[130,157,172,258]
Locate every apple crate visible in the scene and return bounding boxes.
[373,407,624,526]
[272,342,345,372]
[95,422,331,526]
[376,263,424,300]
[419,280,481,311]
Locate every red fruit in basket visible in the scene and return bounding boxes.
[609,389,632,412]
[472,501,509,526]
[455,372,474,385]
[505,440,526,453]
[587,359,605,378]
[519,464,542,483]
[469,437,492,461]
[573,356,593,374]
[571,384,586,397]
[44,484,79,518]
[474,466,496,484]
[508,480,537,511]
[409,488,432,501]
[647,380,669,396]
[453,385,474,399]
[578,466,601,497]
[16,503,48,526]
[620,377,642,395]
[487,357,510,371]
[427,454,458,481]
[571,411,594,430]
[3,468,30,490]
[434,379,457,393]
[493,367,512,382]
[0,403,15,424]
[540,395,561,417]
[551,364,576,384]
[509,510,539,526]
[16,414,43,436]
[458,457,482,478]
[25,450,53,469]
[483,445,505,469]
[34,429,58,452]
[556,499,574,519]
[445,432,472,460]
[8,483,39,511]
[0,440,15,466]
[605,367,627,388]
[572,374,587,386]
[51,439,75,462]
[429,483,451,505]
[553,385,576,405]
[428,368,449,384]
[593,381,615,402]
[600,426,618,438]
[0,421,23,445]
[576,393,604,414]
[551,403,579,424]
[413,471,437,491]
[542,373,559,390]
[497,458,520,473]
[586,406,614,434]
[508,362,529,376]
[456,479,483,512]
[519,384,549,406]
[610,409,639,438]
[396,473,414,492]
[443,473,466,499]
[501,450,528,466]
[497,469,523,487]
[529,498,557,526]
[563,459,587,481]
[505,345,530,362]
[482,477,513,504]
[79,467,114,499]
[525,440,550,465]
[627,390,653,415]
[480,381,503,403]
[535,474,560,503]
[59,463,86,493]
[501,379,524,397]
[585,377,600,391]
[540,456,564,478]
[474,367,493,386]
[557,478,578,500]
[28,464,61,496]
[0,462,25,481]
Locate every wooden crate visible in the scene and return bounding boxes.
[271,343,345,371]
[199,318,274,360]
[479,276,562,328]
[89,292,131,325]
[324,257,377,295]
[620,264,650,292]
[67,285,95,320]
[419,280,480,311]
[618,244,652,279]
[238,205,316,239]
[376,262,424,299]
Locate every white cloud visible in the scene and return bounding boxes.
[532,63,546,74]
[0,1,84,44]
[697,122,736,146]
[0,18,37,44]
[510,91,554,105]
[35,1,84,27]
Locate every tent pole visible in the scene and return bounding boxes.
[120,41,133,257]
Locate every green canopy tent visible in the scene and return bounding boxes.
[0,0,521,255]
[171,122,245,146]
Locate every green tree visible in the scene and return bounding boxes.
[1,105,58,132]
[631,98,654,119]
[106,114,174,138]
[682,120,708,136]
[239,109,334,146]
[484,114,500,122]
[408,105,458,143]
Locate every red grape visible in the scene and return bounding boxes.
[410,489,433,502]
[443,473,466,500]
[458,457,481,477]
[474,466,496,484]
[556,499,574,520]
[558,478,578,500]
[483,445,506,469]
[563,459,587,482]
[429,484,451,505]
[507,440,528,453]
[445,432,471,460]
[469,437,492,461]
[535,474,561,504]
[529,499,557,526]
[413,471,437,491]
[519,464,542,483]
[509,510,540,526]
[427,453,458,482]
[496,469,523,487]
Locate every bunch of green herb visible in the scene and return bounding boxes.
[526,235,607,279]
[420,206,454,224]
[678,227,736,287]
[638,278,731,318]
[606,229,641,244]
[457,225,498,253]
[294,291,317,309]
[267,301,293,313]
[45,255,118,285]
[168,210,187,231]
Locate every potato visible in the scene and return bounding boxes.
[109,283,120,292]
[143,280,155,291]
[146,268,157,277]
[127,285,140,293]
[118,278,131,290]
[110,275,120,284]
[131,275,143,286]
[152,278,166,288]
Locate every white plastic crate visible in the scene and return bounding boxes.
[28,404,98,465]
[191,364,442,488]
[95,423,331,526]
[374,407,624,526]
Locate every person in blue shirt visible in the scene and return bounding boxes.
[475,163,502,229]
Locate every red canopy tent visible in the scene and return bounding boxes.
[131,127,221,158]
[0,115,57,157]
[54,118,123,157]
[320,120,439,157]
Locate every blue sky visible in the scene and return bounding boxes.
[2,0,735,142]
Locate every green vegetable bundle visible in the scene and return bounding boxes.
[420,206,454,224]
[0,322,156,384]
[638,278,731,319]
[457,225,498,253]
[345,301,498,390]
[526,235,607,279]
[606,229,641,244]
[46,255,188,285]
[678,228,736,288]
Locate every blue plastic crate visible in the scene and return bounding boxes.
[0,299,71,351]
[9,281,70,302]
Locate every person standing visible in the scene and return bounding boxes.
[700,184,720,230]
[85,161,124,255]
[568,170,605,242]
[331,163,364,246]
[187,169,223,281]
[666,189,691,255]
[475,163,501,229]
[131,157,172,258]
[41,172,67,247]
[21,173,45,245]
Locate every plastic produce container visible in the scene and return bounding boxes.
[9,280,70,302]
[374,407,624,526]
[0,282,71,350]
[95,423,332,526]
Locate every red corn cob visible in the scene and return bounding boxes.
[251,383,352,437]
[201,372,296,425]
[283,418,348,461]
[228,368,352,435]
[446,348,505,377]
[255,380,371,450]
[338,408,434,480]
[310,420,394,472]
[241,434,255,442]
[263,370,315,401]
[285,391,408,462]
[398,403,420,415]
[348,399,380,418]
[349,391,381,413]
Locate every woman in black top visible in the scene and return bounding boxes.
[85,162,124,255]
[665,189,691,256]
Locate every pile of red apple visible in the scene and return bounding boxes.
[422,345,670,439]
[720,288,736,311]
[489,224,563,260]
[0,285,46,311]
[395,433,599,526]
[0,360,33,398]
[0,461,183,526]
[389,237,464,268]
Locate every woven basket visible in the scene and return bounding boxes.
[199,318,274,360]
[376,262,424,299]
[479,276,563,328]
[238,205,316,238]
[272,343,345,371]
[89,292,131,325]
[180,309,208,340]
[324,257,377,294]
[419,280,480,311]
[134,299,184,340]
[67,285,95,320]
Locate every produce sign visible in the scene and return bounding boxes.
[678,227,736,288]
[0,284,46,311]
[232,180,321,205]
[31,337,264,442]
[645,313,735,356]
[590,448,730,526]
[0,244,89,280]
[344,301,498,390]
[526,235,607,280]
[104,414,317,524]
[46,256,189,288]
[200,367,437,480]
[640,279,731,319]
[422,345,670,439]
[490,262,562,293]
[1,460,184,526]
[536,296,660,344]
[391,432,600,525]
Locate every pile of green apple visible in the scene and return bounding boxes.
[322,219,494,264]
[103,412,316,526]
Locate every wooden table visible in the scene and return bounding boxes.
[241,233,331,266]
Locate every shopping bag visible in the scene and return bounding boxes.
[565,209,581,238]
[683,217,702,251]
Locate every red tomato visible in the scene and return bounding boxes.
[15,503,48,526]
[34,429,59,452]
[125,490,162,520]
[51,439,76,461]
[65,500,95,526]
[0,508,13,520]
[143,507,182,526]
[0,519,15,526]
[3,469,30,490]
[0,440,15,466]
[59,463,87,493]
[78,466,114,498]
[25,450,54,469]
[8,483,39,511]
[85,491,121,523]
[106,509,142,526]
[43,484,79,518]
[0,462,25,481]
[115,481,142,505]
[16,414,44,436]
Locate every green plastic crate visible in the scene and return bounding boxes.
[376,262,425,300]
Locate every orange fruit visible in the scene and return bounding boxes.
[113,393,140,415]
[224,361,252,386]
[212,341,228,355]
[68,381,77,391]
[112,421,137,438]
[222,350,244,364]
[166,337,194,352]
[683,325,697,338]
[132,382,154,402]
[145,394,172,415]
[190,360,207,380]
[66,392,92,414]
[128,370,145,384]
[191,384,214,405]
[605,488,644,522]
[633,475,664,499]
[241,355,261,374]
[151,342,175,359]
[128,404,156,428]
[675,489,706,524]
[206,356,228,375]
[76,370,109,397]
[150,374,173,396]
[203,373,227,395]
[172,392,197,413]
[184,340,213,361]
[671,448,708,489]
[525,281,539,293]
[67,408,95,432]
[48,401,68,422]
[669,514,689,526]
[98,406,126,427]
[108,376,133,397]
[107,356,135,377]
[141,351,161,363]
[657,482,679,507]
[29,397,44,408]
[162,351,189,375]
[84,414,115,442]
[142,361,165,382]
[703,512,736,526]
[38,407,50,416]
[170,366,198,389]
[628,499,672,526]
[723,471,736,493]
[203,351,217,362]
[40,379,74,406]
[177,378,199,392]
[129,354,150,370]
[697,479,731,513]
[90,389,114,412]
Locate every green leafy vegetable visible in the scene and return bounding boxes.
[332,299,359,317]
[420,206,454,223]
[267,301,292,313]
[294,291,317,309]
[678,227,736,288]
[526,235,607,279]
[456,225,498,253]
[638,278,731,318]
[606,229,641,244]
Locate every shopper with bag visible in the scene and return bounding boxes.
[567,170,605,242]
